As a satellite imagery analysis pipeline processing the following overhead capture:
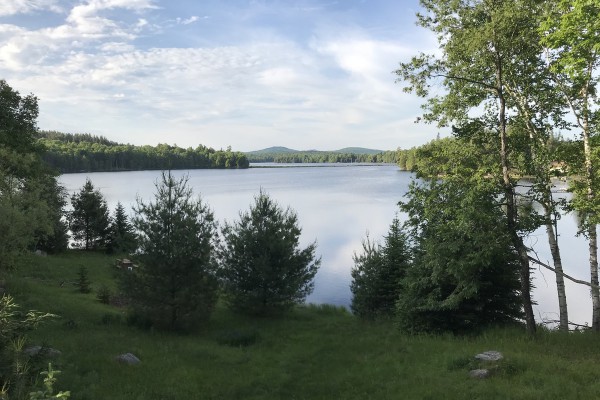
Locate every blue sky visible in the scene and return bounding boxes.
[0,0,441,151]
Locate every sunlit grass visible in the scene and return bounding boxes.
[6,251,600,399]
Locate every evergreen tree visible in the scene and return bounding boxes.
[351,218,411,318]
[69,179,110,250]
[396,179,523,334]
[106,202,136,254]
[34,175,69,254]
[219,190,320,315]
[76,266,91,294]
[124,172,218,331]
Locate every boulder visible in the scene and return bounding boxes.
[469,369,490,379]
[475,351,503,362]
[116,353,141,365]
[24,346,61,358]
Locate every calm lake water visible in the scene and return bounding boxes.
[59,164,593,326]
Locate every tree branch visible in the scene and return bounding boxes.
[430,74,497,92]
[528,255,600,289]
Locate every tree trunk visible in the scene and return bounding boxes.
[581,107,600,331]
[497,82,536,334]
[588,225,600,331]
[543,197,569,331]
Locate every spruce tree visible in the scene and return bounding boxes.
[396,179,523,334]
[69,179,110,250]
[107,202,136,254]
[76,266,91,294]
[124,172,218,331]
[219,190,320,315]
[351,218,411,319]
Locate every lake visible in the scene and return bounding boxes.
[59,164,593,326]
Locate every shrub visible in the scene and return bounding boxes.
[0,295,55,399]
[96,284,111,304]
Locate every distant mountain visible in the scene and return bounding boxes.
[246,146,299,155]
[334,147,383,155]
[246,146,384,155]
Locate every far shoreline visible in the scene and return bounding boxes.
[249,162,399,169]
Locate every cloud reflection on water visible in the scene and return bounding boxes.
[59,165,593,326]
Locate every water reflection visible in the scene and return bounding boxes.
[59,166,593,325]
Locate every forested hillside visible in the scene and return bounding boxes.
[246,147,401,164]
[39,131,249,173]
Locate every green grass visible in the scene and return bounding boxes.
[6,251,600,399]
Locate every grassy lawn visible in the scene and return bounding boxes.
[6,251,600,400]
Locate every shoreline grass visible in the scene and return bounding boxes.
[6,251,600,399]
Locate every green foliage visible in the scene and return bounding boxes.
[29,364,70,400]
[396,179,524,334]
[0,199,38,269]
[0,295,55,400]
[219,190,320,316]
[350,218,411,319]
[38,131,249,172]
[34,177,69,255]
[541,0,600,227]
[96,285,111,305]
[76,267,91,294]
[123,172,219,331]
[69,179,110,251]
[247,149,399,164]
[0,80,39,157]
[0,80,69,271]
[106,202,136,254]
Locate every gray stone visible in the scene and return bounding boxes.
[24,346,61,358]
[469,369,490,379]
[116,353,141,365]
[475,351,503,362]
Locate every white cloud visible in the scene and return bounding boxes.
[176,16,201,25]
[0,0,160,70]
[0,1,440,151]
[0,0,63,16]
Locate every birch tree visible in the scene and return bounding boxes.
[541,0,600,331]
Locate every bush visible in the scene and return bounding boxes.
[96,284,111,304]
[219,190,320,316]
[0,295,55,399]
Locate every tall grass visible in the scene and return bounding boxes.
[6,251,600,399]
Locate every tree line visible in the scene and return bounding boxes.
[247,150,400,164]
[38,131,250,173]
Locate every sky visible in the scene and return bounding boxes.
[0,0,442,152]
